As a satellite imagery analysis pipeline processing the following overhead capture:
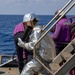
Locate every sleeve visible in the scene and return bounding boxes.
[51,23,62,40]
[25,26,42,50]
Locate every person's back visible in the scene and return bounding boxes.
[54,18,71,43]
[51,10,71,54]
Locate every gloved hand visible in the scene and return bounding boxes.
[17,38,25,48]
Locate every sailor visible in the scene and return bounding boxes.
[17,13,56,75]
[51,10,71,54]
[13,12,39,73]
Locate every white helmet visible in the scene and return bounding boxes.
[23,12,39,22]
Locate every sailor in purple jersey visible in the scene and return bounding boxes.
[51,10,71,54]
[13,13,39,73]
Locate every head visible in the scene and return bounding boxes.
[23,13,39,27]
[54,10,66,20]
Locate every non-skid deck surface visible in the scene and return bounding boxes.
[0,67,19,75]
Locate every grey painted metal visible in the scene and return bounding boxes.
[52,39,75,63]
[55,54,75,75]
[50,38,75,75]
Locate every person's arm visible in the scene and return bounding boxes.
[18,26,42,50]
[51,23,62,40]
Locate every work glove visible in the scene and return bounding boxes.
[17,38,25,48]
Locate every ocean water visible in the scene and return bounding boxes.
[0,15,73,55]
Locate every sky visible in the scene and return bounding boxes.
[0,0,75,15]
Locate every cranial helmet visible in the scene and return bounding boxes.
[23,12,39,22]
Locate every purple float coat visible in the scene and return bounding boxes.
[13,22,33,73]
[51,18,71,46]
[13,22,25,72]
[14,22,24,35]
